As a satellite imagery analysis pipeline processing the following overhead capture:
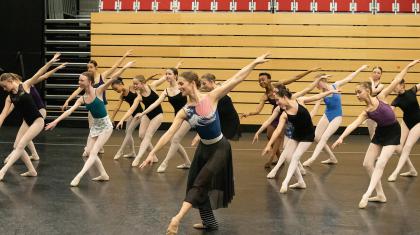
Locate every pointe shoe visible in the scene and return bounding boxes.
[166,217,180,235]
[321,159,338,165]
[70,177,81,187]
[400,171,418,177]
[92,174,110,181]
[176,163,191,169]
[132,158,141,167]
[368,195,387,203]
[157,162,168,173]
[29,155,40,161]
[20,171,37,177]
[289,182,306,189]
[358,195,369,209]
[302,159,313,167]
[279,185,288,194]
[266,171,276,179]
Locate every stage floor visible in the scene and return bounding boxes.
[0,127,419,235]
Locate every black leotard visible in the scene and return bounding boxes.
[123,91,144,117]
[166,89,187,115]
[141,86,163,119]
[392,86,420,130]
[285,102,315,142]
[9,84,42,125]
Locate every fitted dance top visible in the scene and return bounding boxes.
[9,84,42,125]
[324,83,342,122]
[29,86,45,110]
[122,91,143,117]
[92,75,108,105]
[166,89,187,114]
[184,96,222,143]
[366,99,397,127]
[391,86,420,130]
[83,91,108,119]
[285,102,315,142]
[141,86,163,119]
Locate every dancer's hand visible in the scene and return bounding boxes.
[123,49,133,57]
[253,52,271,65]
[61,101,69,111]
[45,122,57,131]
[115,121,123,130]
[252,133,259,144]
[262,145,272,156]
[310,67,322,72]
[134,112,144,120]
[49,52,61,63]
[139,154,155,169]
[331,138,343,149]
[407,59,420,68]
[360,65,369,71]
[240,112,249,119]
[175,60,184,69]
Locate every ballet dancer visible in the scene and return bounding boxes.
[45,61,135,186]
[139,53,270,234]
[302,65,369,166]
[261,84,339,193]
[332,59,420,208]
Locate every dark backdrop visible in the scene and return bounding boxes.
[0,0,45,126]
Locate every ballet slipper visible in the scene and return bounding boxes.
[113,152,123,160]
[387,174,397,182]
[92,174,110,181]
[70,176,81,187]
[400,170,418,177]
[358,195,369,209]
[131,158,141,167]
[29,155,40,161]
[166,217,180,235]
[157,162,168,173]
[289,182,306,189]
[20,170,37,177]
[176,163,191,169]
[193,223,206,229]
[279,184,288,194]
[302,159,314,167]
[368,195,387,203]
[266,171,276,179]
[123,152,136,158]
[321,159,338,165]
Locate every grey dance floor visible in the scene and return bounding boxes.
[0,127,419,235]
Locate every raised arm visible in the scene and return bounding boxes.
[137,90,167,119]
[0,96,14,128]
[101,49,133,79]
[331,112,368,149]
[111,96,124,121]
[379,59,420,99]
[253,106,282,143]
[62,87,83,111]
[291,76,324,99]
[273,67,321,86]
[209,53,270,101]
[301,89,339,104]
[97,61,135,96]
[241,94,267,118]
[25,53,61,87]
[335,65,368,88]
[116,94,142,129]
[262,113,287,156]
[139,110,187,168]
[45,97,83,130]
[33,63,67,84]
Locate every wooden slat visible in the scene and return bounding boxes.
[91,13,420,26]
[92,57,420,73]
[91,46,420,60]
[91,23,420,38]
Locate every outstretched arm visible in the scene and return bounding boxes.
[139,110,187,168]
[240,94,267,118]
[273,67,321,86]
[25,53,61,87]
[379,59,420,99]
[111,96,124,121]
[45,97,83,130]
[101,49,133,79]
[253,106,282,143]
[97,61,135,96]
[34,63,67,84]
[62,87,83,111]
[301,89,339,104]
[209,53,270,102]
[331,112,368,149]
[0,96,14,128]
[335,65,368,88]
[291,76,324,99]
[116,94,142,129]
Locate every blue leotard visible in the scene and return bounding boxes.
[324,83,342,122]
